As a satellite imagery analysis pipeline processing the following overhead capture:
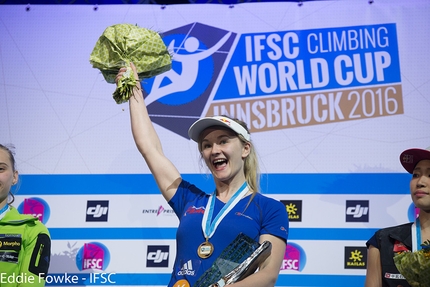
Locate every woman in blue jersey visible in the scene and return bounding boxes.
[365,146,430,287]
[0,144,51,287]
[116,63,289,287]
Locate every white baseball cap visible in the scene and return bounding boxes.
[188,116,251,142]
[400,146,430,173]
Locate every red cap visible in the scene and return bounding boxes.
[400,146,430,173]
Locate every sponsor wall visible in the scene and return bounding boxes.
[1,0,430,286]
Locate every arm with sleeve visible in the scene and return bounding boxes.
[0,206,51,287]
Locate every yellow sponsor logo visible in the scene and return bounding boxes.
[347,249,365,267]
[1,241,21,247]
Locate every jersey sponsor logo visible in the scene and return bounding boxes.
[86,200,109,222]
[281,200,302,222]
[146,245,169,267]
[0,235,22,251]
[75,242,111,271]
[184,206,205,216]
[234,212,253,221]
[0,251,19,263]
[177,260,195,276]
[17,197,51,224]
[344,246,367,269]
[345,200,369,222]
[384,272,406,280]
[281,242,306,272]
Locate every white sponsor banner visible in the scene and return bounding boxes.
[50,239,176,273]
[49,238,367,275]
[12,193,412,228]
[13,195,178,228]
[272,194,413,228]
[279,240,368,275]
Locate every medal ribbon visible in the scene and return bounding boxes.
[411,216,421,251]
[0,204,10,220]
[202,182,249,239]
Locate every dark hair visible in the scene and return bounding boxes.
[0,144,17,205]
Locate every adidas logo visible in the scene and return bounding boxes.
[177,260,195,276]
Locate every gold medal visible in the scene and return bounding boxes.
[197,239,214,259]
[200,183,249,260]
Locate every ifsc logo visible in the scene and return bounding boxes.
[142,23,402,139]
[142,23,237,139]
[146,245,169,267]
[76,242,111,271]
[86,200,109,222]
[280,242,306,272]
[345,200,369,222]
[17,197,50,224]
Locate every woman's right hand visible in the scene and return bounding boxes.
[115,62,139,84]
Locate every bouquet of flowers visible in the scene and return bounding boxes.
[90,23,171,104]
[394,239,430,287]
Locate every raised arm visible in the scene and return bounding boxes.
[116,63,181,201]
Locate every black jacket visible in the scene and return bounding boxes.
[366,222,413,287]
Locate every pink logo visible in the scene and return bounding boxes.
[281,244,301,271]
[157,206,165,216]
[23,198,44,222]
[82,243,105,270]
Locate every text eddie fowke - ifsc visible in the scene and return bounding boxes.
[0,272,117,284]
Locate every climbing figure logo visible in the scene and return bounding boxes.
[142,23,236,139]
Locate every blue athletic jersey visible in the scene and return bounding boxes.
[167,180,289,287]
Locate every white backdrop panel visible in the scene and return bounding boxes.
[1,1,430,286]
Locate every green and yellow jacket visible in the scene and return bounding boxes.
[0,206,51,287]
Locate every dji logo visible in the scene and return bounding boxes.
[346,200,369,222]
[147,245,169,267]
[86,200,109,222]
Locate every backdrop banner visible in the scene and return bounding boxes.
[1,1,430,286]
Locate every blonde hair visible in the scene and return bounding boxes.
[235,119,260,196]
